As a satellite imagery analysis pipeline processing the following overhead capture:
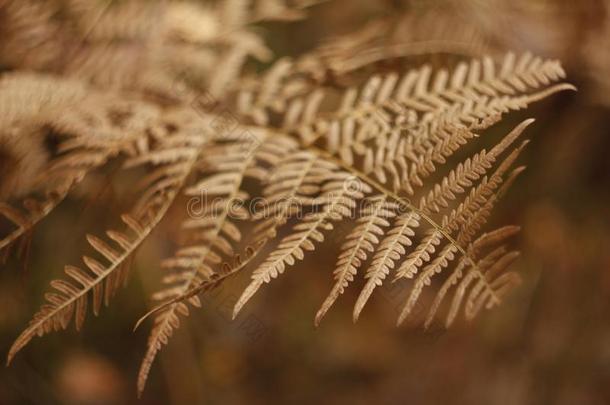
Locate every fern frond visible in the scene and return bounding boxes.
[282,54,573,195]
[393,136,529,325]
[233,167,371,318]
[8,213,151,365]
[292,53,571,138]
[252,149,320,241]
[315,196,398,326]
[353,210,421,321]
[0,0,575,394]
[426,225,520,328]
[7,119,206,364]
[137,132,297,394]
[304,119,529,324]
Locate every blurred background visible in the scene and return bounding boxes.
[1,0,610,404]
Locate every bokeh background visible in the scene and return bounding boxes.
[1,0,610,404]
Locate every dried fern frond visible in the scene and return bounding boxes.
[124,50,573,392]
[6,103,211,364]
[7,212,152,364]
[287,53,573,145]
[233,165,372,317]
[315,195,399,325]
[235,52,574,160]
[226,51,575,322]
[1,2,574,390]
[280,55,572,198]
[136,132,297,395]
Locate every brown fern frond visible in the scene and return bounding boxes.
[353,210,421,321]
[1,23,573,394]
[7,114,207,364]
[233,167,371,318]
[389,120,532,288]
[136,132,299,394]
[426,225,521,329]
[8,212,151,365]
[285,53,574,164]
[252,149,320,241]
[393,137,529,326]
[143,55,570,339]
[315,196,398,326]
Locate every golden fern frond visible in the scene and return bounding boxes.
[7,114,207,364]
[119,52,572,393]
[160,53,571,329]
[286,52,573,148]
[7,213,149,365]
[392,138,529,325]
[426,225,520,329]
[252,148,320,241]
[136,133,298,394]
[233,164,371,317]
[315,196,398,326]
[246,54,572,204]
[345,120,528,321]
[352,210,422,321]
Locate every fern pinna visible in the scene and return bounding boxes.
[0,2,573,393]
